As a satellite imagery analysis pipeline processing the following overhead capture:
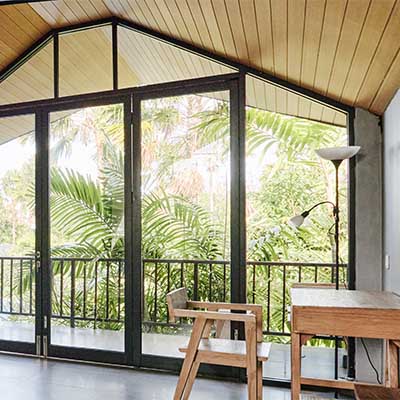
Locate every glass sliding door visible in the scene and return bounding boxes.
[0,114,36,350]
[47,102,126,358]
[138,90,232,359]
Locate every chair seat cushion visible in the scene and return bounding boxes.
[179,338,271,362]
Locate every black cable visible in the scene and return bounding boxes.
[360,338,382,384]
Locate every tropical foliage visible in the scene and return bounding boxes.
[0,95,348,345]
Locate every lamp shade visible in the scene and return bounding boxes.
[288,215,305,228]
[315,146,360,161]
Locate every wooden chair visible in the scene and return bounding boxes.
[167,287,271,400]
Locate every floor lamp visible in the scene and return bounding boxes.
[289,145,360,382]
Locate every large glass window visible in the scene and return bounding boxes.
[140,91,231,357]
[49,104,125,352]
[245,76,348,380]
[0,114,36,343]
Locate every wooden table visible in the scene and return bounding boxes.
[291,288,400,400]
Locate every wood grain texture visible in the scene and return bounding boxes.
[355,384,400,400]
[0,0,397,117]
[291,289,400,399]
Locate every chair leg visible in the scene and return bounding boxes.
[257,361,263,400]
[182,360,201,400]
[245,320,257,400]
[174,317,207,400]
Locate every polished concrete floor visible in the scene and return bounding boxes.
[0,320,346,381]
[0,353,338,400]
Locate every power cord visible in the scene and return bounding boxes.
[360,338,382,384]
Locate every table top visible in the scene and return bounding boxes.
[291,288,400,310]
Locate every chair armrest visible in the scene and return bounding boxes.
[173,308,257,323]
[187,301,262,314]
[187,301,263,341]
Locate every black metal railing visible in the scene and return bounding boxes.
[0,256,347,338]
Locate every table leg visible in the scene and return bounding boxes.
[387,339,399,388]
[291,332,301,400]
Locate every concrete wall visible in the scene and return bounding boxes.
[383,89,400,294]
[354,107,383,382]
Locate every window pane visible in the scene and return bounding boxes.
[0,40,53,106]
[0,114,36,343]
[245,76,348,380]
[141,92,231,357]
[49,104,125,352]
[59,26,113,96]
[118,26,235,89]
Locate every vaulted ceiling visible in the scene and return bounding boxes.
[0,0,399,117]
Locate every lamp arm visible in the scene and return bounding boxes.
[306,201,336,215]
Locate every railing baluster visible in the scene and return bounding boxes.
[282,264,287,332]
[267,264,271,333]
[180,262,184,287]
[154,262,158,322]
[193,262,199,301]
[29,259,33,315]
[83,262,87,319]
[208,263,212,301]
[70,260,76,328]
[118,261,121,321]
[60,260,64,316]
[1,258,3,312]
[10,259,13,313]
[252,264,256,303]
[167,262,171,294]
[19,259,23,314]
[106,260,110,321]
[298,265,302,282]
[223,263,226,302]
[94,261,98,329]
[314,266,318,283]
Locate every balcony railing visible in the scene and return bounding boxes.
[0,256,347,338]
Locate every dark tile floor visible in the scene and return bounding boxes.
[0,353,337,400]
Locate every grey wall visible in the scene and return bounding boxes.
[383,89,400,294]
[354,107,383,382]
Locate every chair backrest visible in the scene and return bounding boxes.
[167,287,188,323]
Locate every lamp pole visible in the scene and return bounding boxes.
[333,160,341,291]
[289,145,360,386]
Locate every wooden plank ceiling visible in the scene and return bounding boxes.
[0,0,399,134]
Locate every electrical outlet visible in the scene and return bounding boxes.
[385,254,390,270]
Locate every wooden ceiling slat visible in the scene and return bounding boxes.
[356,0,400,112]
[254,0,274,73]
[198,0,226,57]
[238,0,260,69]
[185,0,216,54]
[270,0,288,81]
[301,0,326,89]
[370,49,400,113]
[210,0,238,60]
[287,91,300,118]
[287,0,305,86]
[326,0,371,102]
[313,0,347,95]
[287,0,305,119]
[340,0,396,105]
[309,102,324,122]
[224,0,249,62]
